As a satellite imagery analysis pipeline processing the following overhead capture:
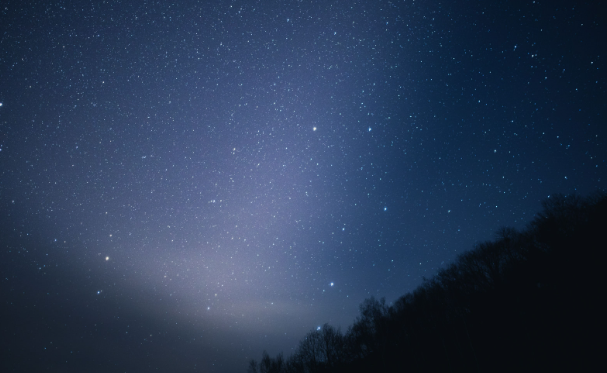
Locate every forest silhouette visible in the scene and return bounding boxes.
[247,192,605,372]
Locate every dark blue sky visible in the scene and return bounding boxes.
[1,1,605,372]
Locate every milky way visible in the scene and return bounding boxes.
[1,1,605,372]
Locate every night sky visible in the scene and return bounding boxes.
[1,0,605,372]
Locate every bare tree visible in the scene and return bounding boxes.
[247,359,258,373]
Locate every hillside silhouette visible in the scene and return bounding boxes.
[247,192,605,372]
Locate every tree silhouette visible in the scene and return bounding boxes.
[247,359,258,373]
[247,192,606,372]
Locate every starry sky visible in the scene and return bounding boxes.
[0,1,605,372]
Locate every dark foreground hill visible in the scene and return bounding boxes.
[248,192,606,373]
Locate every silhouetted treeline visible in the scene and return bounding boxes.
[248,192,605,372]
